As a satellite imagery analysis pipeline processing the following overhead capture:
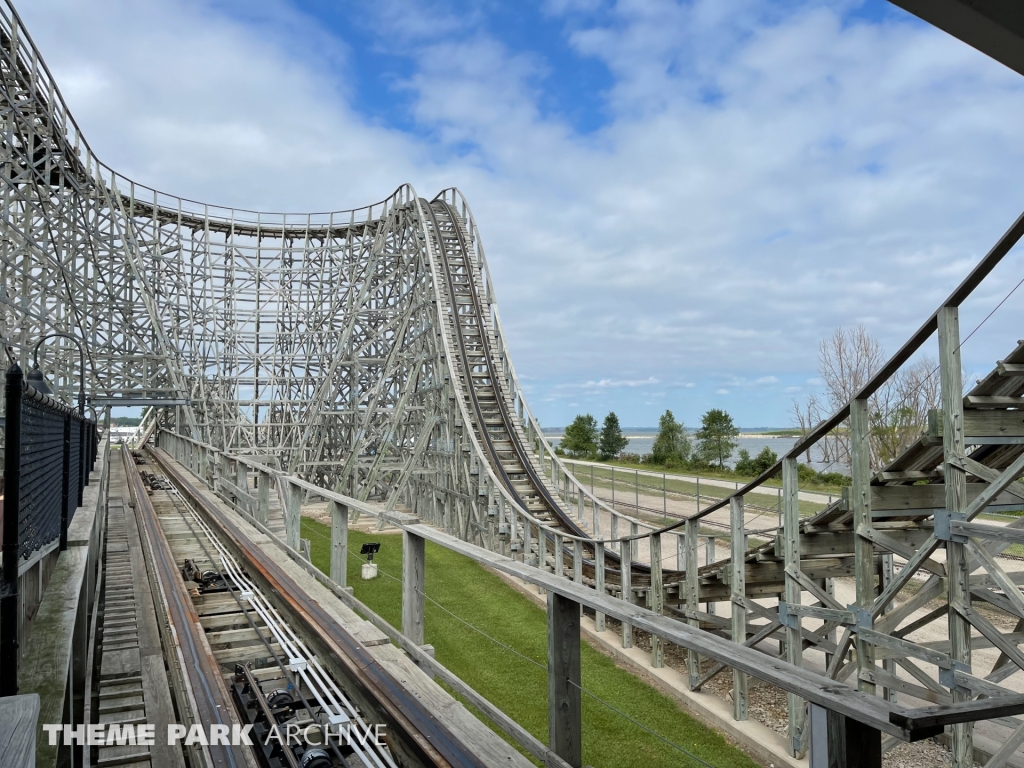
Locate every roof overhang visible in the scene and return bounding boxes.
[889,0,1024,77]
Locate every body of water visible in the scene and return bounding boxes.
[545,432,840,473]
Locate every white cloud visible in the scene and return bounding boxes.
[580,376,660,389]
[716,388,730,395]
[21,0,1024,429]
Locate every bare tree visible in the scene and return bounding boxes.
[793,326,942,471]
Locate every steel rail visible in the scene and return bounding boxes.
[123,448,249,768]
[161,483,395,768]
[149,446,490,768]
[427,199,673,577]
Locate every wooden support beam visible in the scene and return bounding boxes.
[685,517,700,689]
[594,541,605,632]
[330,500,348,587]
[403,530,425,646]
[620,538,632,649]
[730,496,747,722]
[650,533,664,668]
[547,591,582,768]
[851,399,876,699]
[783,457,806,756]
[573,539,583,585]
[281,479,301,551]
[939,305,972,768]
[257,472,270,524]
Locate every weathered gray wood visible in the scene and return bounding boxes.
[939,305,972,768]
[649,533,664,668]
[403,530,426,645]
[330,500,349,587]
[685,517,700,689]
[573,539,583,585]
[850,397,876,704]
[0,693,39,768]
[783,457,806,756]
[929,408,1024,438]
[782,526,933,557]
[19,545,88,768]
[121,475,186,768]
[594,541,605,632]
[730,496,747,722]
[281,479,301,550]
[257,472,270,524]
[547,591,582,768]
[869,483,1023,511]
[619,538,632,649]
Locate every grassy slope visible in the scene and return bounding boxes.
[301,518,760,768]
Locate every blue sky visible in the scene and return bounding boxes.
[24,0,1024,428]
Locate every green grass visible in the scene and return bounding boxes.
[589,458,848,497]
[301,518,759,768]
[565,463,830,518]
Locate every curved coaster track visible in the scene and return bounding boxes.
[5,1,1024,765]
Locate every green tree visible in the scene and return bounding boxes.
[598,412,629,460]
[651,410,690,465]
[734,446,778,477]
[560,414,598,458]
[695,408,739,469]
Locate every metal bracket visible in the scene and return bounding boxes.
[939,660,971,693]
[933,510,967,543]
[777,601,799,630]
[849,605,872,629]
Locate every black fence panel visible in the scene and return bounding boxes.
[19,398,66,558]
[1,362,98,694]
[69,417,81,512]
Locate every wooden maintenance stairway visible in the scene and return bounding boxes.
[690,338,1024,611]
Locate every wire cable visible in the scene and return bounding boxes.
[302,521,723,768]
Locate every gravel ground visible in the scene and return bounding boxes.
[594,613,959,768]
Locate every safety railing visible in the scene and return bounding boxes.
[2,362,98,695]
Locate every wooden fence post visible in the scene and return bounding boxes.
[257,472,270,524]
[650,533,664,668]
[620,538,632,649]
[547,591,582,768]
[282,480,301,550]
[783,457,806,756]
[330,501,349,587]
[685,516,700,689]
[939,305,972,768]
[403,531,426,645]
[730,496,747,721]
